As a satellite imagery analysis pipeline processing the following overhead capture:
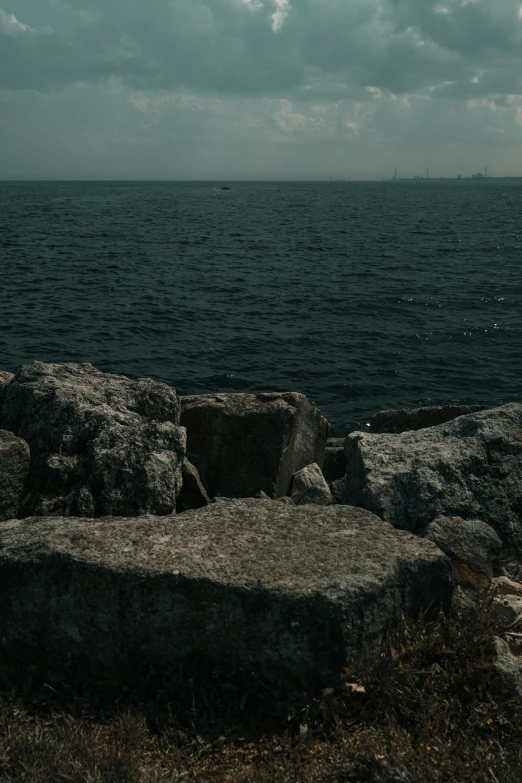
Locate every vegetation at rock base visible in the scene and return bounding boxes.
[0,603,520,782]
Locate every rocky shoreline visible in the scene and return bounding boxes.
[0,361,521,698]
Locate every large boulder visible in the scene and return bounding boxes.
[0,500,452,687]
[1,362,186,517]
[369,403,491,434]
[343,404,522,551]
[0,430,30,522]
[180,392,329,498]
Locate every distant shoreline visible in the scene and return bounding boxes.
[383,177,522,183]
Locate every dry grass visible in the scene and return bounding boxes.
[0,603,520,782]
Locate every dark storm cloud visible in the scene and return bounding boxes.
[1,0,521,98]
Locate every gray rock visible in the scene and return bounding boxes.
[451,585,482,614]
[327,438,346,448]
[369,404,491,434]
[421,516,502,592]
[322,438,348,483]
[343,404,522,550]
[490,636,522,696]
[0,430,30,522]
[490,576,522,597]
[0,372,14,383]
[329,475,349,505]
[0,371,14,422]
[177,459,210,511]
[0,500,452,686]
[252,492,295,504]
[1,361,186,517]
[180,392,329,499]
[501,560,522,584]
[492,595,522,626]
[291,463,334,506]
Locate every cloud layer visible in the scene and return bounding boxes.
[1,0,522,178]
[2,0,522,97]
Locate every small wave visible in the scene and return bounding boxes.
[0,180,520,434]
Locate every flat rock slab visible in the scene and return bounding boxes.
[0,500,451,686]
[344,404,522,550]
[180,392,329,498]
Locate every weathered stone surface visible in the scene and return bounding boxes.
[0,371,14,386]
[490,576,522,597]
[343,404,522,550]
[176,459,210,512]
[323,438,348,483]
[0,500,452,685]
[502,560,522,584]
[1,361,186,517]
[492,595,522,626]
[327,437,345,448]
[369,404,490,434]
[291,463,334,506]
[490,636,522,696]
[0,371,14,422]
[0,430,30,522]
[180,392,329,499]
[276,495,295,505]
[329,475,348,505]
[421,516,502,592]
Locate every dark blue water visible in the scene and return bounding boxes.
[1,180,520,436]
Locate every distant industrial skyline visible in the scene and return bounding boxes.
[388,165,504,182]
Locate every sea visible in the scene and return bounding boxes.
[0,180,521,437]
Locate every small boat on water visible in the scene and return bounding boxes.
[221,186,230,190]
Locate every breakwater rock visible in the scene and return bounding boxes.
[180,391,329,499]
[0,361,186,518]
[0,430,29,523]
[341,403,522,551]
[0,361,520,694]
[0,501,451,686]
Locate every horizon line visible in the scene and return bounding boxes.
[2,176,522,183]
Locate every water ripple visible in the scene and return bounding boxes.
[0,180,521,435]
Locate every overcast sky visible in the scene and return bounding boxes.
[1,0,522,179]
